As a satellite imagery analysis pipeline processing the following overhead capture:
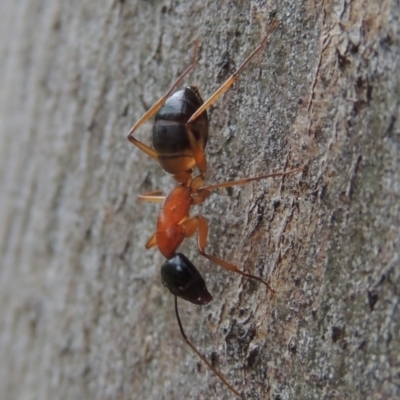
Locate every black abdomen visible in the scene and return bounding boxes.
[153,86,208,174]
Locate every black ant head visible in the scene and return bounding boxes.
[161,253,212,305]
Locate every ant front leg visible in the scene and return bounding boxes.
[145,232,158,249]
[127,42,199,161]
[182,215,275,294]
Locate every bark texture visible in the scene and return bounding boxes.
[0,0,399,399]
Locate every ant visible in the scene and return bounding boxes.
[128,19,301,397]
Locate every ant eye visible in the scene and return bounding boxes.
[161,253,212,305]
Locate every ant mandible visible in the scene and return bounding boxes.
[128,19,300,397]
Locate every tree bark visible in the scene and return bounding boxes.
[0,1,398,399]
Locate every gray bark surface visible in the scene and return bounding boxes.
[0,1,399,399]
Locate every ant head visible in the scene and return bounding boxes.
[161,253,212,305]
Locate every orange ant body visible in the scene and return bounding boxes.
[127,20,301,397]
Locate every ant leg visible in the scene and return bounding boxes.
[173,171,193,185]
[186,126,207,173]
[190,175,206,191]
[184,20,277,172]
[191,189,211,205]
[145,232,157,249]
[127,41,200,161]
[201,167,303,191]
[138,190,165,203]
[181,216,200,238]
[174,296,241,397]
[186,19,278,125]
[182,216,275,294]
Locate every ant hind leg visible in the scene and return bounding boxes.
[127,41,200,161]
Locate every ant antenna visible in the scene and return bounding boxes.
[174,296,241,397]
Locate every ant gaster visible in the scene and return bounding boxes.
[128,19,300,397]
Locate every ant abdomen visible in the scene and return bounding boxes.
[153,86,209,174]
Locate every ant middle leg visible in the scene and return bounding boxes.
[137,190,165,203]
[181,215,275,294]
[200,167,303,192]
